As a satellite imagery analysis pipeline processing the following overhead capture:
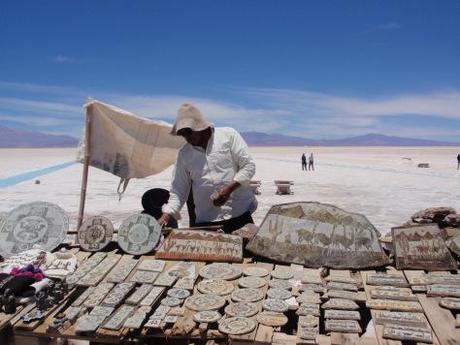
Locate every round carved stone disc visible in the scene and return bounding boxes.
[243,267,269,277]
[167,288,191,299]
[78,216,113,252]
[197,279,234,296]
[117,213,161,255]
[238,276,267,289]
[231,288,265,303]
[199,263,242,281]
[256,311,288,327]
[193,310,222,323]
[0,202,69,257]
[266,288,292,300]
[218,317,256,335]
[270,270,293,280]
[224,302,259,317]
[184,294,226,311]
[161,297,183,307]
[269,279,292,290]
[263,298,289,313]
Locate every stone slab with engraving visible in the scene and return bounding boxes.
[106,255,138,283]
[225,302,259,317]
[324,309,361,320]
[78,216,113,252]
[322,298,359,310]
[366,299,423,312]
[325,319,362,333]
[427,284,460,298]
[118,213,161,255]
[373,311,427,328]
[383,324,433,343]
[370,286,417,301]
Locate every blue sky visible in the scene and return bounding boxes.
[1,0,460,141]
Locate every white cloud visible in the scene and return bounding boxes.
[0,97,82,115]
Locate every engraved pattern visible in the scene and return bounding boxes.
[238,276,267,289]
[263,298,289,313]
[126,284,153,305]
[199,263,242,280]
[137,259,166,272]
[243,267,269,277]
[231,288,265,303]
[102,283,135,307]
[197,279,234,296]
[83,283,114,308]
[325,319,362,333]
[106,256,138,283]
[78,254,121,286]
[66,252,107,285]
[130,270,159,284]
[184,294,226,311]
[218,317,256,335]
[118,213,161,255]
[140,286,165,306]
[256,311,288,326]
[193,310,222,323]
[224,302,259,317]
[321,298,359,310]
[78,216,113,252]
[167,288,191,299]
[267,288,292,300]
[103,305,135,330]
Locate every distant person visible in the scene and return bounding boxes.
[457,153,460,170]
[308,153,314,171]
[301,153,307,171]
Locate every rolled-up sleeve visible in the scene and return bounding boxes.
[162,152,191,219]
[230,129,255,186]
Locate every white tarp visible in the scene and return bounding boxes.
[77,100,184,192]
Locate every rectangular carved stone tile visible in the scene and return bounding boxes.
[439,297,460,310]
[299,284,324,294]
[366,299,423,312]
[383,324,433,343]
[326,281,358,292]
[174,277,196,290]
[427,284,460,298]
[137,259,166,272]
[72,287,95,307]
[101,282,135,307]
[325,319,362,333]
[366,274,409,287]
[64,306,82,322]
[78,254,121,286]
[102,305,135,330]
[75,314,107,333]
[322,298,359,310]
[83,283,114,308]
[126,284,153,305]
[370,286,417,301]
[130,270,159,284]
[326,289,366,302]
[140,286,165,306]
[324,309,361,320]
[374,311,427,328]
[296,303,320,316]
[106,256,138,283]
[144,317,163,329]
[90,305,115,317]
[298,326,318,340]
[154,273,177,287]
[66,252,107,286]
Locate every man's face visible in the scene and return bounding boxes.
[178,128,203,147]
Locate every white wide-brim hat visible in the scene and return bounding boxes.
[171,103,212,135]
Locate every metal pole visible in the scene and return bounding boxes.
[77,108,91,230]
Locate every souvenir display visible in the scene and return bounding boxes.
[83,283,114,308]
[106,256,138,283]
[140,287,165,306]
[366,299,423,312]
[238,276,267,289]
[77,216,113,252]
[296,304,320,317]
[0,248,47,274]
[370,286,417,301]
[383,324,433,343]
[224,302,259,317]
[366,273,409,287]
[197,279,234,296]
[427,284,460,298]
[256,311,288,327]
[0,202,69,257]
[263,298,289,313]
[137,259,166,272]
[154,273,177,287]
[243,266,269,277]
[66,252,107,286]
[324,309,361,320]
[246,202,389,268]
[126,284,153,305]
[193,310,222,323]
[160,297,183,307]
[155,229,243,262]
[118,213,161,255]
[325,319,362,333]
[231,288,265,303]
[374,311,427,328]
[184,294,226,311]
[269,279,292,290]
[326,281,358,292]
[271,269,293,280]
[218,316,257,335]
[102,305,135,330]
[266,288,292,300]
[322,298,359,310]
[102,283,135,307]
[199,263,242,280]
[393,224,457,270]
[78,254,121,286]
[130,270,159,284]
[439,297,460,310]
[167,288,191,299]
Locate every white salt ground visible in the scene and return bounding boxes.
[0,147,459,235]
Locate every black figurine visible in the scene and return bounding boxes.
[4,295,16,314]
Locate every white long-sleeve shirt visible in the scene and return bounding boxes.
[162,127,257,223]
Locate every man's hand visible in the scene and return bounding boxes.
[158,213,171,228]
[212,181,240,206]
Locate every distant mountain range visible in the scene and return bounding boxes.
[0,125,458,148]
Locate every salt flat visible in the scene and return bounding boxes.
[1,147,459,234]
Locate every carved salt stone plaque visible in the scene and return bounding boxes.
[72,287,95,307]
[0,202,69,257]
[137,259,165,272]
[271,269,293,280]
[393,224,457,270]
[296,291,321,304]
[66,252,107,285]
[300,269,322,285]
[106,256,138,283]
[154,273,177,287]
[64,306,82,322]
[78,254,121,286]
[325,319,362,333]
[374,311,427,327]
[231,288,265,303]
[124,308,150,329]
[383,324,433,343]
[197,279,234,296]
[326,289,366,302]
[296,303,320,316]
[166,261,195,278]
[174,277,196,290]
[366,273,409,287]
[225,302,259,317]
[161,297,183,307]
[185,294,226,311]
[75,314,107,333]
[299,315,319,327]
[322,298,359,310]
[269,279,292,290]
[243,266,269,277]
[428,274,460,285]
[140,287,165,306]
[239,276,266,289]
[193,310,222,323]
[299,284,324,294]
[156,229,243,262]
[257,311,288,326]
[90,305,115,317]
[218,316,256,335]
[118,213,161,255]
[83,283,114,308]
[370,286,417,301]
[246,202,389,269]
[199,263,242,280]
[267,288,292,300]
[151,305,170,319]
[439,297,460,310]
[167,288,191,299]
[78,216,113,252]
[326,281,358,292]
[427,284,460,298]
[164,315,178,324]
[299,326,319,340]
[126,284,153,305]
[263,298,289,313]
[130,270,159,284]
[103,305,135,330]
[102,283,135,307]
[324,309,361,320]
[366,299,423,312]
[144,318,162,329]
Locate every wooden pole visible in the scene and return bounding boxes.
[77,108,92,230]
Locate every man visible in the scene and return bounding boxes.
[457,153,460,170]
[158,103,257,233]
[301,153,307,171]
[308,152,314,171]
